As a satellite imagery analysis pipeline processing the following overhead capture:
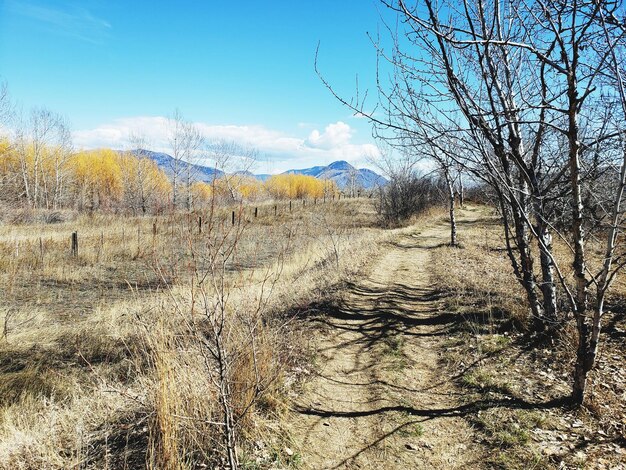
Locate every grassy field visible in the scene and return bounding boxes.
[0,198,387,469]
[2,201,625,469]
[430,207,626,469]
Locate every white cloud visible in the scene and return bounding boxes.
[305,121,352,150]
[72,117,381,173]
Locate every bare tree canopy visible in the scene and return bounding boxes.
[318,0,626,405]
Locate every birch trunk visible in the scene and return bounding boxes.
[445,172,457,246]
[567,66,591,404]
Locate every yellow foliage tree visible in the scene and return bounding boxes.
[191,181,213,206]
[265,174,337,200]
[0,138,19,203]
[231,175,265,201]
[69,149,124,210]
[118,152,171,214]
[67,149,171,213]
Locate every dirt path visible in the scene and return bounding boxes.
[287,211,485,469]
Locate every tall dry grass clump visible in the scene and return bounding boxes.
[147,322,186,470]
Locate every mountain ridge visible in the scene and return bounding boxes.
[135,150,387,189]
[283,160,387,189]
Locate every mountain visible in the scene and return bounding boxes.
[138,149,386,189]
[134,149,224,182]
[253,174,272,182]
[284,160,387,189]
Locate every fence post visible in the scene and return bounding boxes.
[198,216,202,234]
[303,199,306,207]
[232,210,235,225]
[289,200,292,212]
[71,232,78,257]
[153,221,157,236]
[39,237,44,267]
[254,207,258,218]
[274,205,277,216]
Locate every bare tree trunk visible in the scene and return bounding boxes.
[215,336,239,470]
[509,176,544,322]
[445,171,457,246]
[186,164,193,211]
[536,222,558,327]
[32,144,40,208]
[566,60,591,403]
[172,172,178,210]
[531,190,558,329]
[19,151,31,205]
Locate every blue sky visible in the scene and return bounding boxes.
[0,0,394,172]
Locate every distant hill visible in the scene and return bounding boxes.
[137,149,386,189]
[133,149,224,182]
[284,160,387,189]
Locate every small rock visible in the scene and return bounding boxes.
[284,447,294,456]
[405,443,418,451]
[322,421,330,427]
[542,445,561,456]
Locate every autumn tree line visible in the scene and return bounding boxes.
[0,90,338,215]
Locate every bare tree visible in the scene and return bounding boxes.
[210,139,259,203]
[392,0,626,404]
[347,166,359,197]
[149,195,289,469]
[0,81,13,129]
[319,0,626,404]
[370,147,442,225]
[167,110,204,210]
[14,107,72,209]
[125,134,170,215]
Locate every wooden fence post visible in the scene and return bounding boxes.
[232,210,235,225]
[71,232,78,257]
[289,200,292,212]
[274,205,277,216]
[198,216,202,234]
[254,207,258,218]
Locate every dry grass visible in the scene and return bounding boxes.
[431,205,626,470]
[0,198,387,469]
